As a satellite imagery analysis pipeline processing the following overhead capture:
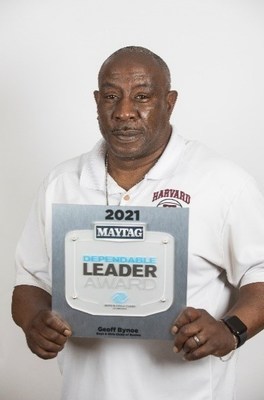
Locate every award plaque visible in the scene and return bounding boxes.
[52,205,189,340]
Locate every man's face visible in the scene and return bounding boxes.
[94,53,177,161]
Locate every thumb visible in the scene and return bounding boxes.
[46,312,72,336]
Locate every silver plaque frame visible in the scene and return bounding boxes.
[52,204,189,340]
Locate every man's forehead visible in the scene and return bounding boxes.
[99,53,165,86]
[101,69,153,84]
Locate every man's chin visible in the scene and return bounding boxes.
[107,143,146,160]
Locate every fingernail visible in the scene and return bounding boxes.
[63,329,72,337]
[173,346,179,353]
[171,326,178,334]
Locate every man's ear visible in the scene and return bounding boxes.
[94,90,100,105]
[167,90,178,116]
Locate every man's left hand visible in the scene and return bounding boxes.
[171,307,236,361]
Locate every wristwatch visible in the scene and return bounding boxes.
[221,316,247,348]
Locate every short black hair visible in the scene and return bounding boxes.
[99,46,171,89]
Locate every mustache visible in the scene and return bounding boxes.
[112,126,143,133]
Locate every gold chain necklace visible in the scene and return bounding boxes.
[105,153,110,206]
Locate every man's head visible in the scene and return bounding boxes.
[98,46,172,91]
[94,46,177,162]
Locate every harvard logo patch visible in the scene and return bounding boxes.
[152,188,191,207]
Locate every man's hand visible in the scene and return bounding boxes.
[171,307,236,361]
[24,310,72,359]
[12,285,72,360]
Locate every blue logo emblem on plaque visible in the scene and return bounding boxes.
[112,292,128,304]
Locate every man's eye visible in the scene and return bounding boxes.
[104,94,118,100]
[135,94,149,101]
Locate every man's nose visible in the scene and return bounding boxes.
[113,97,137,120]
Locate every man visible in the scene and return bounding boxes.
[12,46,264,399]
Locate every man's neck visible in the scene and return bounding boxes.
[106,149,164,191]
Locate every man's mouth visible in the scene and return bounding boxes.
[112,128,143,141]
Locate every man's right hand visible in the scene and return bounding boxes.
[24,310,72,359]
[12,285,72,360]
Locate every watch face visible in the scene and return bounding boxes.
[224,316,247,334]
[222,316,247,347]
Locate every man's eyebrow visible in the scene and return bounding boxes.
[100,82,154,90]
[100,82,117,89]
[134,83,154,90]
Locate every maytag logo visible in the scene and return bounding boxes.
[95,224,145,240]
